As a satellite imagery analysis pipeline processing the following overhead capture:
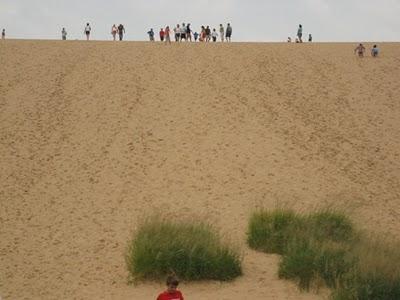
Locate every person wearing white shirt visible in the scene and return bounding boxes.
[84,23,91,41]
[211,29,218,42]
[219,24,224,42]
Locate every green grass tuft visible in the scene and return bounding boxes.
[247,209,303,254]
[126,219,242,282]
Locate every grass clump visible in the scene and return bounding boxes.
[247,209,303,254]
[248,208,400,299]
[126,219,242,282]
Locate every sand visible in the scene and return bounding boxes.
[1,40,400,299]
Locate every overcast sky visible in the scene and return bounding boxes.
[1,0,399,42]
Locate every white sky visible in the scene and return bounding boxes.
[0,0,399,42]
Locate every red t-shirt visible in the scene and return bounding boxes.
[157,290,184,300]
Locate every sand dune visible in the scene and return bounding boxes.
[1,40,400,299]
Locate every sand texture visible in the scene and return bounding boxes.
[1,40,400,299]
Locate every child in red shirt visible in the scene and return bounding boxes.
[156,275,184,300]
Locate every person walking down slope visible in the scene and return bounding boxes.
[219,24,225,42]
[118,24,125,41]
[84,23,91,40]
[111,24,118,41]
[371,44,379,57]
[225,23,232,42]
[147,28,155,41]
[297,24,303,43]
[354,43,366,57]
[157,276,184,300]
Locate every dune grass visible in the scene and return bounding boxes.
[126,219,242,282]
[247,208,400,299]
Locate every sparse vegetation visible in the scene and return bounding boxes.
[248,208,400,299]
[126,219,242,282]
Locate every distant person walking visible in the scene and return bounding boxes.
[212,28,218,42]
[193,31,199,41]
[160,28,165,42]
[308,34,312,42]
[287,37,292,42]
[354,43,366,57]
[165,26,171,44]
[84,23,91,40]
[2,29,5,40]
[200,26,206,42]
[219,24,225,42]
[226,23,232,42]
[174,24,180,42]
[61,28,67,40]
[118,24,125,41]
[147,28,155,41]
[111,24,118,41]
[205,26,211,42]
[180,23,186,41]
[297,24,303,43]
[186,23,192,41]
[371,44,379,57]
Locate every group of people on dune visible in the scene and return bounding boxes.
[147,23,233,43]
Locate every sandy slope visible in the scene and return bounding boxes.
[1,40,399,299]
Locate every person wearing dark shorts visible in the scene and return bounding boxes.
[84,23,91,41]
[225,23,232,42]
[297,24,303,43]
[186,23,192,41]
[118,24,125,41]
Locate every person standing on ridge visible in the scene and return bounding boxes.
[219,24,225,42]
[160,28,165,42]
[212,28,218,42]
[174,24,180,42]
[1,29,5,39]
[84,23,91,40]
[147,28,155,41]
[205,26,211,42]
[61,28,67,40]
[118,24,125,41]
[297,24,303,43]
[111,24,118,41]
[165,26,171,44]
[308,33,312,42]
[180,23,186,41]
[186,23,192,41]
[225,23,232,42]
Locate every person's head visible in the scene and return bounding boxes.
[166,275,179,293]
[213,28,216,31]
[182,23,185,26]
[299,24,302,28]
[228,23,230,26]
[177,24,180,28]
[373,44,377,48]
[87,23,89,26]
[220,24,222,26]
